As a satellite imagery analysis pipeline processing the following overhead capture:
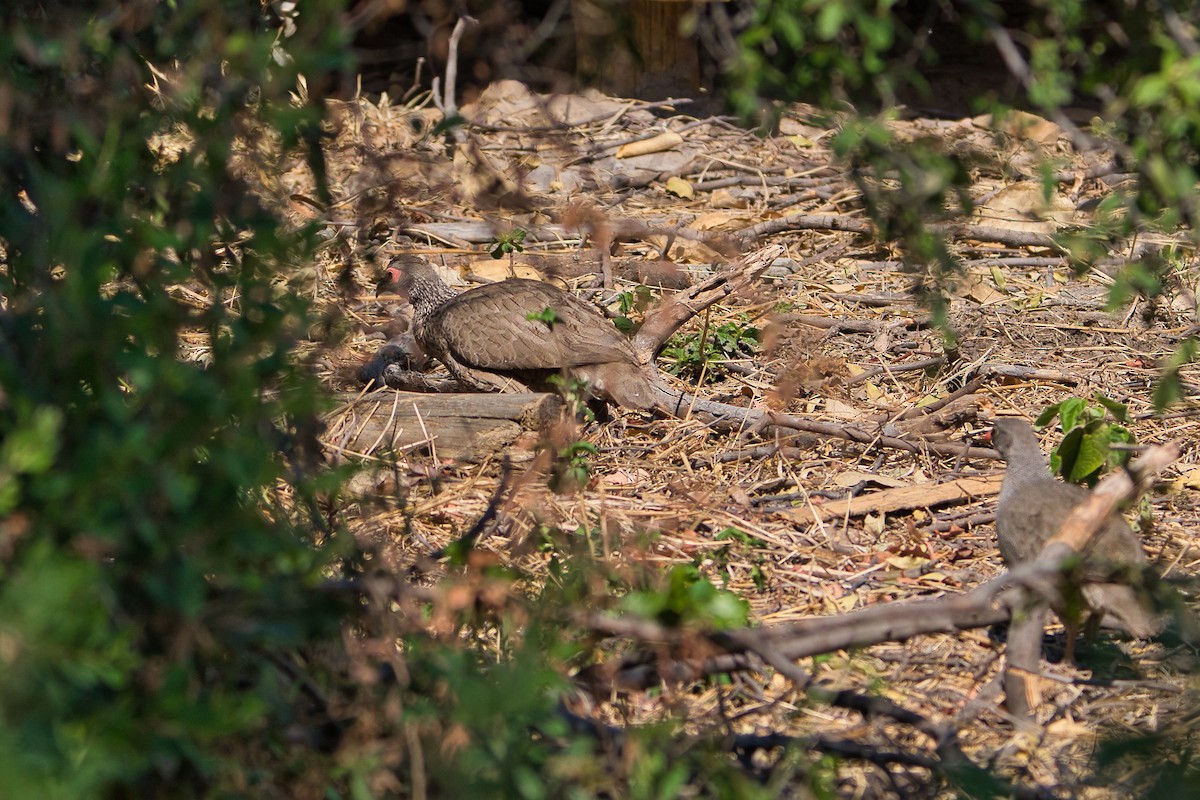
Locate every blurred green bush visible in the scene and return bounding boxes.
[0,1,355,795]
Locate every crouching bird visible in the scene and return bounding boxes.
[374,254,679,411]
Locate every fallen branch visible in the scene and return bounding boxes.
[632,244,784,359]
[731,213,1084,251]
[777,474,1003,525]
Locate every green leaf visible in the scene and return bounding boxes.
[1094,394,1130,423]
[562,441,598,458]
[526,307,563,327]
[431,112,466,136]
[1069,427,1111,483]
[1034,402,1063,428]
[1,406,63,476]
[815,4,848,41]
[1057,396,1087,431]
[1055,427,1084,479]
[1106,425,1135,470]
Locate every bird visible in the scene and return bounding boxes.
[990,418,1161,656]
[373,254,681,411]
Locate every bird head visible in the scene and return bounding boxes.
[990,418,1039,460]
[375,254,422,297]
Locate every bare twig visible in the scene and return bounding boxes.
[632,244,784,359]
[440,16,477,120]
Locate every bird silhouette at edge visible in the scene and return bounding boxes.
[991,417,1162,661]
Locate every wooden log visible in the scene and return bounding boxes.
[324,391,564,463]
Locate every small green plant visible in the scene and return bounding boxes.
[547,373,596,423]
[490,227,526,276]
[549,440,598,493]
[711,527,769,591]
[526,305,563,327]
[1153,338,1198,412]
[612,285,656,334]
[662,314,759,383]
[621,565,750,629]
[1035,395,1135,486]
[490,228,527,259]
[714,526,766,548]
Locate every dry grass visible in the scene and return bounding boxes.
[236,82,1200,796]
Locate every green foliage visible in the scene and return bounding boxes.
[612,285,656,334]
[1035,395,1135,485]
[833,118,974,323]
[526,305,564,327]
[432,112,467,138]
[714,526,766,549]
[549,440,598,493]
[392,625,789,799]
[662,314,759,383]
[1093,729,1200,796]
[398,634,578,799]
[729,0,924,116]
[0,404,62,515]
[621,565,751,630]
[1154,338,1199,411]
[547,373,598,423]
[377,533,791,799]
[710,527,769,591]
[490,227,527,259]
[730,1,1200,364]
[0,0,356,795]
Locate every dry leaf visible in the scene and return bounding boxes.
[466,260,557,284]
[1172,467,1200,491]
[828,594,859,612]
[974,110,1063,144]
[616,131,684,158]
[884,555,929,570]
[665,176,694,199]
[955,268,1009,304]
[832,471,907,489]
[989,263,1007,290]
[708,188,747,208]
[825,398,858,418]
[1046,717,1093,739]
[688,210,757,231]
[601,469,651,487]
[974,182,1075,234]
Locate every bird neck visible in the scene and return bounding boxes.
[999,440,1052,502]
[408,265,460,326]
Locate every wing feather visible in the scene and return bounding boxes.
[422,280,636,370]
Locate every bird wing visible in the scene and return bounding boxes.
[997,477,1148,580]
[996,478,1088,564]
[422,279,637,370]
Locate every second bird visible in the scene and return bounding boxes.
[991,418,1162,651]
